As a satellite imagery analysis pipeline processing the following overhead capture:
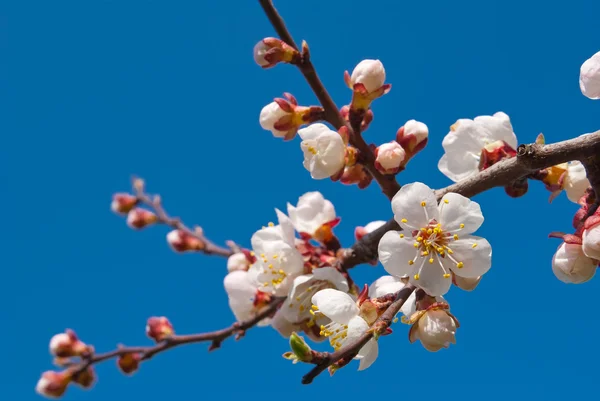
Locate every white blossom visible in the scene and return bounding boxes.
[259,101,290,138]
[227,252,251,272]
[409,308,458,352]
[223,270,271,326]
[438,112,517,182]
[552,242,597,284]
[580,51,600,99]
[349,59,386,93]
[287,191,337,236]
[312,289,378,370]
[563,161,590,203]
[378,182,492,296]
[298,123,346,179]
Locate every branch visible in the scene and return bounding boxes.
[73,297,285,375]
[258,0,401,200]
[132,177,235,257]
[301,284,416,384]
[340,131,600,270]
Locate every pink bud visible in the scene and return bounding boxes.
[396,120,429,155]
[35,371,72,399]
[346,59,386,93]
[126,208,158,230]
[146,317,174,342]
[49,330,89,358]
[111,193,137,215]
[253,37,299,68]
[117,352,141,375]
[166,230,205,253]
[374,142,406,174]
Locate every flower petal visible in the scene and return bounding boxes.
[358,339,378,371]
[275,208,296,246]
[312,289,358,324]
[312,267,349,292]
[447,235,492,279]
[378,231,418,278]
[368,275,405,298]
[410,256,452,296]
[391,182,439,229]
[439,192,484,234]
[298,123,329,140]
[345,315,369,344]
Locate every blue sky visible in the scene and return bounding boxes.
[3,0,600,400]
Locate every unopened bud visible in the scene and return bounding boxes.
[227,252,252,272]
[111,193,137,215]
[72,367,95,389]
[35,370,72,399]
[166,230,205,253]
[146,316,174,342]
[289,332,313,362]
[254,37,301,69]
[259,94,323,140]
[552,241,597,284]
[49,330,89,358]
[504,177,528,198]
[117,352,141,375]
[396,120,429,155]
[374,141,406,174]
[340,164,373,189]
[346,59,386,93]
[126,208,158,230]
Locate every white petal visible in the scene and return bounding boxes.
[439,193,484,234]
[270,310,298,336]
[312,267,349,292]
[580,51,600,99]
[553,242,597,284]
[275,208,296,246]
[368,275,405,298]
[400,292,417,317]
[448,236,492,278]
[358,339,379,371]
[564,161,590,204]
[583,225,600,260]
[312,289,358,324]
[391,182,439,229]
[410,257,452,296]
[474,112,518,149]
[378,231,418,278]
[298,123,329,140]
[364,220,387,233]
[345,315,369,344]
[322,200,337,223]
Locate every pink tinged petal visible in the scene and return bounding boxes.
[378,231,417,278]
[368,276,405,298]
[447,235,492,279]
[312,267,349,292]
[357,339,379,371]
[410,256,452,296]
[223,271,257,321]
[312,289,359,324]
[417,310,457,351]
[391,182,439,229]
[438,192,484,234]
[580,51,600,99]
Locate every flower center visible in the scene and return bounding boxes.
[287,280,334,314]
[254,252,288,289]
[307,146,318,155]
[318,319,349,350]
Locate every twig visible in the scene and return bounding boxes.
[73,297,286,374]
[258,0,401,200]
[301,284,416,384]
[132,177,235,257]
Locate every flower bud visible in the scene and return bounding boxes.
[111,193,137,215]
[580,50,600,99]
[253,37,300,68]
[289,332,313,362]
[564,161,590,204]
[355,220,386,241]
[36,371,72,399]
[346,59,386,93]
[504,177,529,198]
[72,367,95,389]
[146,317,174,342]
[117,352,141,375]
[582,217,600,260]
[166,230,205,253]
[479,140,517,171]
[340,164,373,189]
[409,307,459,352]
[49,330,89,358]
[259,95,323,141]
[126,208,158,230]
[552,242,597,284]
[396,120,429,155]
[374,141,406,174]
[227,252,252,272]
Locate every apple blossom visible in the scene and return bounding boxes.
[579,50,600,99]
[287,191,339,241]
[311,289,378,370]
[408,303,459,352]
[224,270,273,326]
[355,220,387,241]
[282,267,348,323]
[346,59,386,93]
[298,123,346,180]
[438,112,517,182]
[36,370,72,399]
[375,141,406,174]
[552,242,597,284]
[253,37,300,68]
[247,210,305,296]
[582,216,600,261]
[396,119,429,156]
[378,182,492,296]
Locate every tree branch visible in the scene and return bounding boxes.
[132,177,235,257]
[72,297,285,375]
[258,0,401,200]
[301,284,416,384]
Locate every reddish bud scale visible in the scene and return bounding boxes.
[146,317,174,342]
[72,367,95,389]
[126,208,158,230]
[111,193,138,214]
[118,352,141,375]
[49,329,89,358]
[167,230,206,253]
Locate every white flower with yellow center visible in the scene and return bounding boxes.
[378,182,492,296]
[311,289,378,371]
[247,210,304,297]
[223,270,272,326]
[287,191,338,238]
[298,123,346,180]
[282,267,348,324]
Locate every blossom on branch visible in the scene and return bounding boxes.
[49,329,89,358]
[227,251,254,272]
[378,182,492,296]
[166,229,206,253]
[311,289,379,370]
[374,141,406,175]
[539,161,590,203]
[396,119,429,157]
[259,93,324,140]
[111,193,137,215]
[580,50,600,99]
[552,239,597,284]
[438,112,517,182]
[298,123,346,180]
[224,270,273,325]
[146,317,174,342]
[126,208,158,230]
[254,37,300,68]
[36,370,72,399]
[344,59,391,111]
[287,191,339,242]
[407,302,459,352]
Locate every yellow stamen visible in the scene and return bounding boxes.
[307,146,318,155]
[453,234,459,240]
[472,243,478,248]
[399,233,404,238]
[268,222,274,227]
[311,305,319,310]
[429,258,434,264]
[459,223,465,229]
[443,273,451,278]
[401,218,408,223]
[408,260,414,265]
[456,262,464,269]
[421,201,426,207]
[444,199,449,204]
[414,274,420,280]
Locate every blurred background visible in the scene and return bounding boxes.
[1,1,599,400]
